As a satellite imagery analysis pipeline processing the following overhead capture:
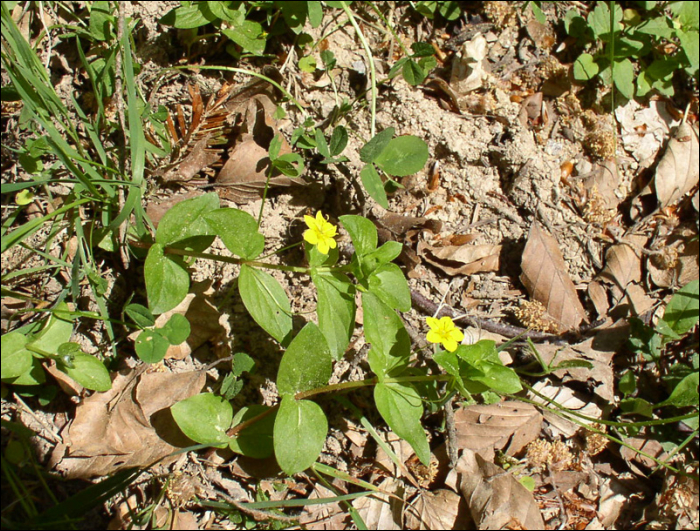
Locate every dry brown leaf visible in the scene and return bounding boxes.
[587,279,610,317]
[654,121,699,208]
[145,191,201,227]
[621,437,668,474]
[299,483,349,530]
[648,234,699,288]
[404,489,470,530]
[417,241,501,276]
[457,449,545,530]
[352,478,404,530]
[50,369,205,479]
[377,213,443,237]
[520,222,587,332]
[452,402,542,462]
[529,379,601,438]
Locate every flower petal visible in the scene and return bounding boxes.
[443,338,458,352]
[304,228,319,245]
[426,329,442,344]
[449,328,465,343]
[426,317,440,330]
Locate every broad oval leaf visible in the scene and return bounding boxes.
[374,136,429,177]
[659,279,699,336]
[161,313,191,345]
[171,393,233,447]
[658,372,699,408]
[367,263,411,312]
[1,332,33,379]
[573,53,599,81]
[360,127,395,164]
[229,405,276,458]
[313,271,356,361]
[204,208,265,259]
[145,243,190,315]
[277,322,331,395]
[61,353,112,392]
[274,396,328,475]
[135,329,171,364]
[361,292,410,378]
[339,215,378,257]
[238,265,292,343]
[155,192,219,251]
[375,382,430,466]
[27,302,74,355]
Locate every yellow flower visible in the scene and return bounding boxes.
[426,316,464,352]
[303,211,338,255]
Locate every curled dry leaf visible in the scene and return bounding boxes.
[452,402,542,462]
[417,240,501,276]
[529,379,601,438]
[404,489,470,531]
[654,121,699,208]
[50,369,206,479]
[457,449,545,530]
[520,222,587,332]
[647,232,699,289]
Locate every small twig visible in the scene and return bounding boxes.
[443,397,459,468]
[13,393,63,444]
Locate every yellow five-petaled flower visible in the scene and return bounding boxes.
[303,211,338,255]
[426,316,464,352]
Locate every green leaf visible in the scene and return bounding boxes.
[10,357,46,386]
[161,313,191,345]
[675,1,699,30]
[299,55,317,72]
[360,241,403,276]
[438,1,460,21]
[269,134,283,161]
[125,304,155,328]
[155,192,219,251]
[530,1,546,24]
[172,393,233,447]
[374,136,429,177]
[588,2,623,41]
[314,128,330,158]
[135,329,170,364]
[313,271,356,360]
[306,241,339,268]
[402,59,427,86]
[274,396,328,475]
[620,397,655,417]
[222,20,267,56]
[307,0,323,27]
[619,370,637,397]
[232,352,255,377]
[375,382,430,465]
[89,1,113,41]
[475,363,523,394]
[1,332,33,379]
[659,280,699,337]
[367,263,411,312]
[636,17,676,38]
[360,128,395,163]
[61,353,111,392]
[159,4,216,28]
[145,243,190,315]
[277,322,331,395]
[573,53,600,81]
[279,1,308,32]
[329,126,348,157]
[658,372,699,407]
[204,208,265,259]
[339,215,377,257]
[362,292,410,378]
[27,303,74,355]
[229,405,276,458]
[613,58,635,99]
[272,152,304,177]
[360,164,388,208]
[238,265,292,344]
[207,1,244,23]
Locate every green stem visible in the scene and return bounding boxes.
[341,1,377,137]
[367,2,411,56]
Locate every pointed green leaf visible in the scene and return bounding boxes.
[360,164,388,208]
[658,372,699,408]
[27,302,74,355]
[375,382,430,465]
[313,271,356,360]
[367,263,411,312]
[238,265,292,343]
[204,207,265,259]
[339,215,378,256]
[361,292,410,378]
[659,280,699,337]
[277,322,331,395]
[360,128,395,163]
[274,396,328,475]
[613,59,635,100]
[145,243,190,315]
[61,353,111,392]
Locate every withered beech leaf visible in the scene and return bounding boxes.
[50,370,206,479]
[654,121,699,208]
[417,241,501,276]
[452,402,542,462]
[520,222,587,331]
[458,449,545,530]
[404,489,470,531]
